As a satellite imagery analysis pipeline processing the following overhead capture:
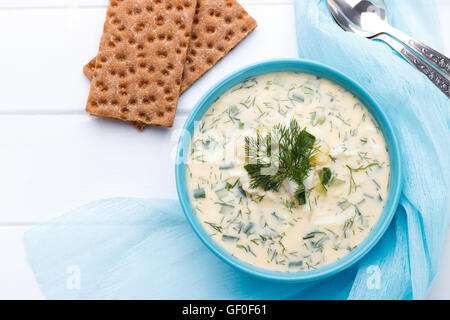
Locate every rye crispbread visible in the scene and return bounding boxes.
[86,0,257,130]
[86,0,197,127]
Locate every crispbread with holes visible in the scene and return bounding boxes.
[86,0,197,127]
[83,58,97,80]
[181,0,257,92]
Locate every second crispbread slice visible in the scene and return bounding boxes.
[83,58,97,81]
[86,0,197,127]
[180,0,257,92]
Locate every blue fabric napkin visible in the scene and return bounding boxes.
[24,0,449,300]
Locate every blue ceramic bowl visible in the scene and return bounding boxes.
[175,59,402,282]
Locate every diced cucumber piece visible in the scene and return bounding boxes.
[193,188,206,199]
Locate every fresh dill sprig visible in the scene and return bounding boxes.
[244,119,316,205]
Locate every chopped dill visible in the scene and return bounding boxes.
[204,221,223,233]
[244,119,316,205]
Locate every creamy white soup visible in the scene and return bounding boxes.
[186,72,390,272]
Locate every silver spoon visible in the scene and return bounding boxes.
[327,0,450,98]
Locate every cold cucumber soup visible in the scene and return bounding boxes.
[186,72,390,272]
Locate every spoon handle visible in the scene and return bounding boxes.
[374,34,450,98]
[384,26,450,79]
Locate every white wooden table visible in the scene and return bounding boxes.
[0,0,448,300]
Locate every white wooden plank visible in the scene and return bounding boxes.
[0,0,106,8]
[0,114,187,224]
[0,227,44,299]
[0,8,104,113]
[0,4,297,114]
[428,226,450,300]
[437,5,450,54]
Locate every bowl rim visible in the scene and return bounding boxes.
[175,58,402,282]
